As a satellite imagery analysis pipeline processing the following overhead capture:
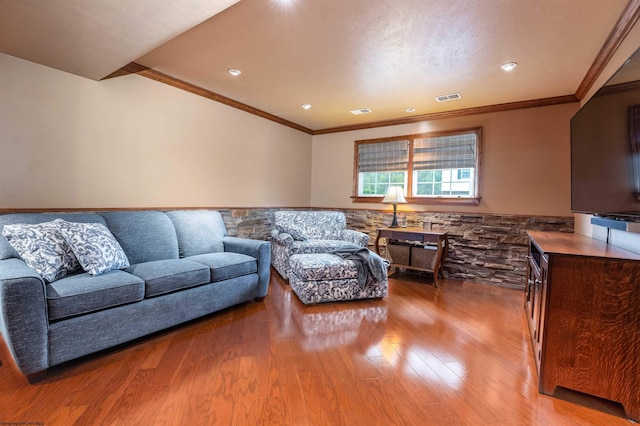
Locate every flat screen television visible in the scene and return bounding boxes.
[571,47,640,220]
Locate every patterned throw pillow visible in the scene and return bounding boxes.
[54,219,130,276]
[276,216,308,241]
[1,221,81,282]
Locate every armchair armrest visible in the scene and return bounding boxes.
[271,229,294,246]
[223,237,271,298]
[0,258,49,376]
[342,229,369,247]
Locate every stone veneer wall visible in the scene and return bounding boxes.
[219,208,574,290]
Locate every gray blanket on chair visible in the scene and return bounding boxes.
[330,247,390,290]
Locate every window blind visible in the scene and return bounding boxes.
[358,140,409,173]
[413,133,476,170]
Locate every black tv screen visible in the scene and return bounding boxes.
[571,48,640,220]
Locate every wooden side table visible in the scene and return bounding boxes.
[375,227,448,287]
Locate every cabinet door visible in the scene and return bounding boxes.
[525,253,543,373]
[534,255,549,367]
[525,257,536,326]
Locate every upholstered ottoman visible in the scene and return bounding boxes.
[289,253,388,305]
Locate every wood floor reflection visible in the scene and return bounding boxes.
[0,269,631,425]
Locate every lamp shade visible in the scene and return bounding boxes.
[382,186,407,204]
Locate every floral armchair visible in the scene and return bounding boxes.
[270,211,369,279]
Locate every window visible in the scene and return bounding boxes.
[360,171,407,196]
[353,128,481,205]
[457,169,470,180]
[356,139,409,196]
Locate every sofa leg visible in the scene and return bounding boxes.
[254,296,266,302]
[27,370,47,384]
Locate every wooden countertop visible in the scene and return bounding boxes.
[527,231,640,261]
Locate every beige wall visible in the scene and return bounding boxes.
[311,103,577,216]
[0,53,312,209]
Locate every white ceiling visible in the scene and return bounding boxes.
[0,0,631,131]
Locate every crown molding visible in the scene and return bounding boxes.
[101,62,150,80]
[312,95,579,135]
[118,62,580,136]
[574,0,640,100]
[131,65,314,135]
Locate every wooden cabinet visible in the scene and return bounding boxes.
[526,231,640,422]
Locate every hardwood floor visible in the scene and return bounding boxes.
[0,270,632,425]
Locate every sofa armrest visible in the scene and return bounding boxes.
[223,237,271,298]
[342,229,369,247]
[0,258,49,376]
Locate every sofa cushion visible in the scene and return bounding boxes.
[188,252,257,282]
[46,270,144,321]
[101,211,179,264]
[0,213,106,260]
[167,210,226,256]
[292,239,360,255]
[1,221,81,282]
[126,259,211,297]
[275,211,346,240]
[55,219,130,276]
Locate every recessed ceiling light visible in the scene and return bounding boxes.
[350,108,372,115]
[228,68,242,76]
[501,62,518,72]
[406,108,416,113]
[302,104,311,110]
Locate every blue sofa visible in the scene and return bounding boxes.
[0,210,270,380]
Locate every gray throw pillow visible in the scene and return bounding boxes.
[55,219,130,276]
[2,221,81,282]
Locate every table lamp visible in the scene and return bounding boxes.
[382,186,407,228]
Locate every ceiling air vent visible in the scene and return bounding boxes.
[435,93,462,102]
[350,108,372,115]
